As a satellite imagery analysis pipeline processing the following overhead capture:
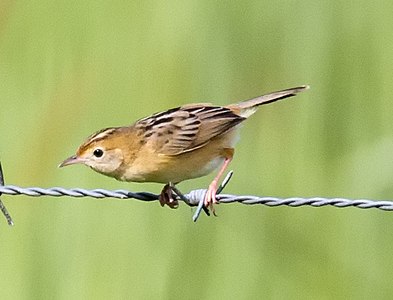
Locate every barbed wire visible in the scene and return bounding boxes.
[0,163,13,226]
[1,163,393,225]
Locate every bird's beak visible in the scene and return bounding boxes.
[58,155,85,168]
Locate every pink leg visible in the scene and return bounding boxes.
[204,152,233,215]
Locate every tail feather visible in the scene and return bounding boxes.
[227,85,309,118]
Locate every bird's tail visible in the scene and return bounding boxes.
[227,85,309,118]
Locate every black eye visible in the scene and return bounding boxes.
[93,148,104,158]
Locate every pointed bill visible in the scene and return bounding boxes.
[58,155,85,168]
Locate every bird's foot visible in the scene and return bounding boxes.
[159,183,179,209]
[204,181,219,216]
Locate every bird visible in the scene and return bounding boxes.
[59,85,309,214]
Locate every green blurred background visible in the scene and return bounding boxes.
[1,1,393,299]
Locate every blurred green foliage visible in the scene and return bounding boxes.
[1,1,393,299]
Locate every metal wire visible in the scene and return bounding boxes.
[2,185,392,210]
[0,163,14,226]
[1,185,393,211]
[1,163,393,225]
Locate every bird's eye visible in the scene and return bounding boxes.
[93,148,104,158]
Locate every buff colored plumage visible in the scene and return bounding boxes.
[60,85,309,213]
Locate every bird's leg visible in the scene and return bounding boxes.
[204,148,234,215]
[159,183,179,209]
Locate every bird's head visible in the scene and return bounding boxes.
[59,127,125,176]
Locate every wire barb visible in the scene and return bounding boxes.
[192,170,233,222]
[0,163,14,226]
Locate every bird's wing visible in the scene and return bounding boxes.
[135,104,245,155]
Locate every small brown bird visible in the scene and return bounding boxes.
[59,85,309,213]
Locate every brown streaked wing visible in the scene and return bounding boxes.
[135,105,245,155]
[183,105,245,149]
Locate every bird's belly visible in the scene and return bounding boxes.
[121,154,225,183]
[176,156,225,181]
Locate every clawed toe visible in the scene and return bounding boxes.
[204,183,219,216]
[159,184,179,209]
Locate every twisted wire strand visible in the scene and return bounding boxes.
[1,185,393,210]
[0,185,158,201]
[1,166,393,224]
